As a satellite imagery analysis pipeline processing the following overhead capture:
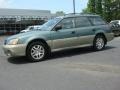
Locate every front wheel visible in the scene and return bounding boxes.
[93,35,106,51]
[26,42,47,62]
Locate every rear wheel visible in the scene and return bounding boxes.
[26,42,48,62]
[93,35,106,51]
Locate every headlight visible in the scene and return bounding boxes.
[7,38,19,45]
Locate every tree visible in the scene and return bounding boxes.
[82,0,120,22]
[87,0,96,13]
[84,0,103,15]
[82,8,90,14]
[55,11,65,16]
[102,0,112,22]
[110,0,120,20]
[96,0,102,16]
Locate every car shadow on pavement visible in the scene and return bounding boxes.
[48,46,115,60]
[8,46,116,64]
[8,56,31,64]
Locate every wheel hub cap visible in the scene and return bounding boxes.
[31,45,45,60]
[96,38,104,50]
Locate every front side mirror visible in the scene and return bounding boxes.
[55,25,62,31]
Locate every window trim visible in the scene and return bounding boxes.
[74,16,92,28]
[52,17,75,31]
[88,16,107,26]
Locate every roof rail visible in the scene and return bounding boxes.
[65,13,97,16]
[80,13,97,15]
[65,13,80,16]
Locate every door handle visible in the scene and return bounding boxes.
[71,31,75,34]
[92,29,96,32]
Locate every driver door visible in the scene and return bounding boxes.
[51,18,78,50]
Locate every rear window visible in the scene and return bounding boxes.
[89,16,106,25]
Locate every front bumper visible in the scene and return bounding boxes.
[3,44,26,57]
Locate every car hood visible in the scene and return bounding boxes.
[6,30,49,41]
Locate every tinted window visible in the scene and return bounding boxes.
[75,17,91,28]
[89,17,106,25]
[58,18,74,29]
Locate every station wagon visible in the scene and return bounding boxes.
[3,14,114,62]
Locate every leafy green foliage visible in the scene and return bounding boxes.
[55,11,65,16]
[82,0,120,22]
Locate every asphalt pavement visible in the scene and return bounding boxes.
[0,36,120,90]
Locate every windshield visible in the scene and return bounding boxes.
[40,18,62,30]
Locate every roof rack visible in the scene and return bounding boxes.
[65,13,80,16]
[81,12,96,14]
[65,13,98,16]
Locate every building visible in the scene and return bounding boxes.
[0,8,52,35]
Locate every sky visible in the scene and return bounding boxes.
[0,0,88,13]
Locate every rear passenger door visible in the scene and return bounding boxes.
[75,17,95,45]
[88,16,107,31]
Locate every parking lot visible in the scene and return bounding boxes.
[0,36,120,90]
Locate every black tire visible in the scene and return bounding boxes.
[93,35,106,51]
[26,41,48,62]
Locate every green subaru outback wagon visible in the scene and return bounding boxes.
[3,14,114,62]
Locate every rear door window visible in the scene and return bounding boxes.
[75,17,91,28]
[89,17,106,25]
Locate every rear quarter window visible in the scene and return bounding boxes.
[89,16,106,26]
